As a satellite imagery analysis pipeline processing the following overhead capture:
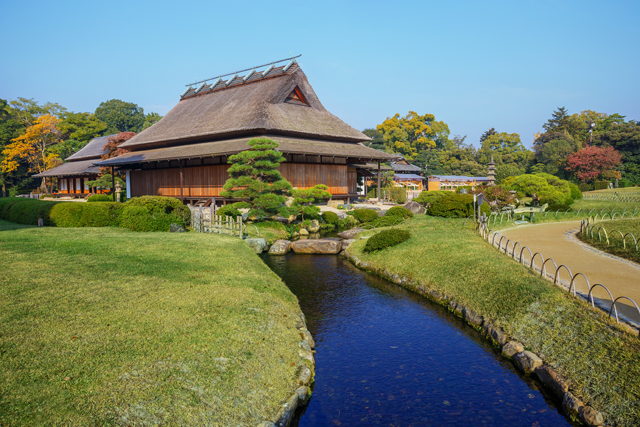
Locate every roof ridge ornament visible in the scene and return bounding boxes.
[262,64,275,77]
[226,73,238,86]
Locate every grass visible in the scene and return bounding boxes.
[0,220,305,426]
[348,215,640,427]
[580,218,640,264]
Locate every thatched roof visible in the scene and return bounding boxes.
[120,63,370,151]
[66,134,115,161]
[96,135,396,167]
[33,159,101,177]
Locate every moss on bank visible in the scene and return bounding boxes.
[346,216,640,427]
[0,220,306,426]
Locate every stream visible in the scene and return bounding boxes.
[261,253,576,427]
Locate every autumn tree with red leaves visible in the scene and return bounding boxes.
[565,146,622,183]
[102,132,135,160]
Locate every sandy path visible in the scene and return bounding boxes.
[499,221,640,325]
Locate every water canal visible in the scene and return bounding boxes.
[262,253,576,427]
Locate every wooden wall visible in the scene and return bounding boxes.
[130,163,353,198]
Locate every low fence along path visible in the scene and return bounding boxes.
[500,221,640,324]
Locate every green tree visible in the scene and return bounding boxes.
[479,127,496,144]
[543,107,571,134]
[142,112,162,130]
[0,100,28,196]
[52,112,109,159]
[9,97,67,126]
[95,99,145,134]
[594,120,640,183]
[362,128,385,151]
[376,111,450,160]
[291,184,332,219]
[221,138,293,218]
[477,131,530,168]
[495,164,523,184]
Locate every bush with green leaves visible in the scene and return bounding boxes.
[216,206,241,219]
[429,193,491,218]
[352,208,380,223]
[482,185,516,210]
[390,187,407,204]
[414,190,448,206]
[364,228,411,253]
[120,196,191,232]
[222,138,293,218]
[385,206,413,219]
[0,198,58,225]
[322,211,339,224]
[502,173,576,206]
[87,194,113,202]
[0,198,122,227]
[289,184,332,220]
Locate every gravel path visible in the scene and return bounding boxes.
[500,221,640,325]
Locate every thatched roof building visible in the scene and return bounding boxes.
[97,58,396,202]
[34,135,115,196]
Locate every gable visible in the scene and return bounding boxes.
[285,86,308,105]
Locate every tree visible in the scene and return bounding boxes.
[1,114,62,190]
[495,164,523,184]
[51,112,109,160]
[593,120,640,183]
[565,146,623,183]
[142,112,162,130]
[502,173,576,206]
[362,128,385,151]
[536,138,577,176]
[543,107,571,134]
[479,128,496,144]
[221,138,293,218]
[9,97,66,127]
[101,132,136,161]
[95,99,145,134]
[477,131,530,168]
[376,111,450,160]
[291,185,332,219]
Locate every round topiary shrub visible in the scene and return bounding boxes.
[120,196,190,232]
[385,206,413,219]
[87,194,113,202]
[364,228,411,253]
[414,190,448,207]
[352,208,380,223]
[322,211,339,224]
[216,205,241,219]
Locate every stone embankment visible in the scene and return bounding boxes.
[247,227,365,255]
[342,249,606,427]
[258,313,316,427]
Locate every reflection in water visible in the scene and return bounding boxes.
[262,254,575,427]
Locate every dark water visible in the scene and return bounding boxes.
[262,253,575,427]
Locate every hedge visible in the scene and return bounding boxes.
[429,193,491,218]
[87,194,113,202]
[120,196,191,232]
[414,190,448,206]
[352,208,380,223]
[364,228,411,253]
[0,196,190,231]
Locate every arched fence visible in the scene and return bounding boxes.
[583,194,640,202]
[580,218,640,252]
[481,224,640,335]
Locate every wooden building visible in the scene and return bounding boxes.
[95,57,396,203]
[33,135,115,197]
[427,175,490,191]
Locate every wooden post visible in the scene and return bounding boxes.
[111,167,115,202]
[179,160,184,203]
[377,160,381,204]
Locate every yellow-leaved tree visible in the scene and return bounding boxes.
[1,114,62,189]
[376,111,450,160]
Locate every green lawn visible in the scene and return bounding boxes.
[0,221,304,426]
[348,215,640,427]
[580,218,640,264]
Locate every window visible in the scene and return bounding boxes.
[285,86,308,105]
[76,178,81,193]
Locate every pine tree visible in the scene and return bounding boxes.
[479,128,496,144]
[543,107,570,133]
[221,138,293,218]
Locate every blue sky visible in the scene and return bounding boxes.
[1,0,638,148]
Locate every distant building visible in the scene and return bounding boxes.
[427,175,490,191]
[33,135,116,197]
[390,155,422,175]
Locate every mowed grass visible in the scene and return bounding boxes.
[0,220,304,426]
[580,218,640,264]
[349,215,640,426]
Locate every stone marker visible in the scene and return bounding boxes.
[404,201,426,214]
[170,223,186,232]
[291,239,342,254]
[246,237,268,254]
[269,240,291,255]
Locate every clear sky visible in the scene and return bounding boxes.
[1,0,638,148]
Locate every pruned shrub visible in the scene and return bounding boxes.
[87,194,112,202]
[216,205,241,219]
[385,206,413,219]
[322,211,339,224]
[429,193,491,218]
[0,198,58,225]
[120,196,190,232]
[414,190,448,207]
[364,228,411,253]
[390,187,407,204]
[50,202,122,227]
[352,208,380,223]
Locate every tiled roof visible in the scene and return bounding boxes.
[429,175,490,181]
